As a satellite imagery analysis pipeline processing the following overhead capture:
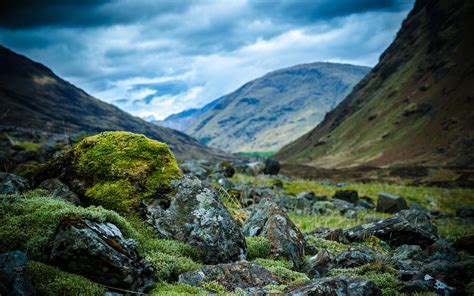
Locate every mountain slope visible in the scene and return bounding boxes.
[153,98,221,131]
[276,0,474,169]
[0,45,230,161]
[187,63,370,152]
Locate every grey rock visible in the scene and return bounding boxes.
[178,261,280,292]
[216,162,235,178]
[335,246,381,268]
[390,245,425,270]
[304,249,332,278]
[424,240,460,262]
[243,199,306,270]
[48,219,153,292]
[345,210,439,248]
[263,158,280,175]
[0,173,30,195]
[239,162,265,176]
[334,190,358,204]
[142,176,246,264]
[376,192,408,213]
[38,178,82,205]
[421,259,474,287]
[456,207,474,219]
[398,275,456,295]
[453,234,474,254]
[0,251,36,296]
[180,161,210,180]
[284,275,382,295]
[309,227,349,244]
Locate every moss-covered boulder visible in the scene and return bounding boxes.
[28,131,181,214]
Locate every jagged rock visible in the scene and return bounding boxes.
[240,186,276,206]
[141,176,246,264]
[398,275,456,295]
[456,207,474,219]
[376,192,408,213]
[309,227,349,244]
[356,197,375,209]
[48,218,154,292]
[0,173,30,195]
[263,158,280,175]
[180,161,209,180]
[334,190,358,204]
[297,191,327,203]
[390,245,425,270]
[345,210,439,248]
[304,249,332,278]
[217,162,235,178]
[237,162,265,176]
[421,259,474,287]
[284,275,382,295]
[424,240,460,262]
[38,178,81,205]
[178,261,280,292]
[0,251,37,296]
[453,234,474,254]
[335,246,381,268]
[243,199,306,270]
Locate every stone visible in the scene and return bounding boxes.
[424,240,460,262]
[0,251,37,296]
[345,210,439,248]
[309,227,349,244]
[376,192,408,213]
[263,158,280,175]
[243,199,306,270]
[180,161,209,180]
[217,162,235,178]
[179,261,280,293]
[38,178,81,205]
[0,173,30,195]
[240,186,276,206]
[421,259,474,287]
[398,276,455,295]
[333,190,358,204]
[453,234,474,254]
[390,245,425,270]
[304,249,332,278]
[284,275,382,295]
[240,162,265,176]
[456,207,474,219]
[141,176,246,264]
[48,218,154,292]
[335,246,381,268]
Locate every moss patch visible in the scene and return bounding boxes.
[151,282,207,296]
[27,261,106,295]
[246,236,271,260]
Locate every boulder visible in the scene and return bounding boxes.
[376,192,408,213]
[180,161,210,180]
[263,158,280,175]
[453,234,474,254]
[424,240,460,262]
[141,176,246,264]
[26,131,181,214]
[38,178,81,205]
[304,249,332,278]
[217,162,235,178]
[0,251,37,296]
[421,259,474,287]
[333,190,358,204]
[49,218,154,292]
[390,245,425,270]
[178,261,280,293]
[308,227,349,244]
[0,173,30,195]
[398,275,455,295]
[237,162,265,176]
[284,275,382,295]
[345,210,439,248]
[243,199,306,270]
[240,186,276,206]
[456,207,474,219]
[335,246,381,268]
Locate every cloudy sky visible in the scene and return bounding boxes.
[0,0,414,120]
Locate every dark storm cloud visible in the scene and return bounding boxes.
[0,0,414,119]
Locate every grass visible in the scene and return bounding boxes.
[237,151,275,158]
[13,141,41,152]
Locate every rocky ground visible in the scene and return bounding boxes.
[1,132,473,295]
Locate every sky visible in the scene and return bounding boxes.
[0,0,414,120]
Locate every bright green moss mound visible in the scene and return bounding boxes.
[74,131,181,213]
[27,261,106,295]
[246,236,271,260]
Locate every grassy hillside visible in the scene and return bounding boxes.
[188,63,369,152]
[276,0,474,170]
[0,45,230,161]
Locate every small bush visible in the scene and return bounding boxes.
[246,236,271,260]
[27,261,105,295]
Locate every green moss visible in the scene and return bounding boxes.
[201,281,227,293]
[85,180,137,214]
[27,261,106,295]
[14,141,41,152]
[145,250,201,281]
[0,191,134,260]
[246,237,271,260]
[305,237,348,256]
[254,258,308,288]
[151,282,207,296]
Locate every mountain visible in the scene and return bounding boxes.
[276,0,474,170]
[187,63,370,152]
[0,45,230,161]
[152,98,221,131]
